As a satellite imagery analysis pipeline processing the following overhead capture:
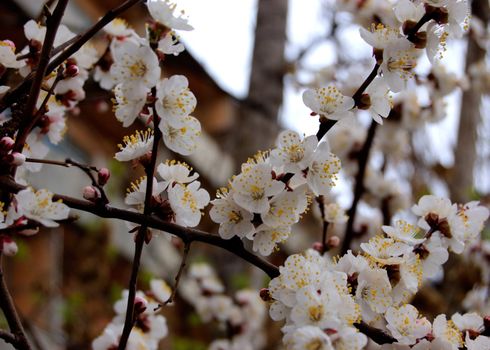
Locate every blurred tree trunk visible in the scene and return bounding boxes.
[449,0,489,202]
[229,0,289,167]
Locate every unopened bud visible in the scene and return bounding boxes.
[98,168,111,186]
[2,237,18,257]
[83,186,100,201]
[0,137,14,152]
[65,64,79,78]
[134,296,148,314]
[327,236,340,249]
[312,241,324,253]
[18,227,39,236]
[259,288,272,302]
[8,152,26,166]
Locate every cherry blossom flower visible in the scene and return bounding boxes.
[110,40,161,92]
[381,40,418,92]
[302,85,355,120]
[159,115,201,155]
[382,220,426,245]
[465,333,490,350]
[385,304,431,345]
[158,31,185,56]
[115,129,154,161]
[8,188,69,227]
[361,235,412,265]
[269,130,317,174]
[323,202,348,224]
[283,326,334,350]
[359,23,400,50]
[125,176,166,207]
[149,279,172,304]
[103,18,135,37]
[112,83,149,127]
[365,77,392,124]
[355,267,393,316]
[260,186,308,228]
[252,225,290,256]
[306,142,341,196]
[168,181,209,227]
[209,188,255,240]
[432,314,463,349]
[0,40,24,69]
[155,75,196,127]
[147,0,194,31]
[231,162,284,214]
[157,160,199,190]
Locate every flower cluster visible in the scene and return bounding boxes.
[303,0,470,126]
[264,195,489,349]
[93,4,201,156]
[0,187,69,256]
[92,279,170,350]
[124,160,209,228]
[179,263,267,350]
[210,130,342,255]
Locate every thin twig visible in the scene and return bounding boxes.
[0,255,32,350]
[11,0,69,156]
[340,121,378,254]
[0,0,144,112]
[118,90,162,350]
[316,196,329,254]
[162,241,191,307]
[25,157,109,204]
[354,321,396,345]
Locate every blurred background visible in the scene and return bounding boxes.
[1,0,490,349]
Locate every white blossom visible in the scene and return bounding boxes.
[302,86,355,120]
[115,129,154,161]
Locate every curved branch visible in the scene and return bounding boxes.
[0,0,144,112]
[0,175,280,279]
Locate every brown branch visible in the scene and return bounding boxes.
[0,255,32,350]
[0,0,143,112]
[341,121,378,255]
[0,175,280,279]
[25,157,109,204]
[161,241,191,308]
[12,0,69,156]
[0,329,20,348]
[316,196,329,254]
[354,321,396,345]
[118,91,161,350]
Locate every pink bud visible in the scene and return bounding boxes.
[65,64,79,77]
[2,237,18,257]
[327,236,340,249]
[134,296,148,314]
[98,168,111,186]
[18,227,39,236]
[8,152,26,166]
[0,137,14,152]
[83,186,100,201]
[312,241,323,253]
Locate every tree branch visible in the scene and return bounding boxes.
[11,0,69,156]
[118,93,162,350]
[0,0,144,112]
[0,255,32,350]
[354,321,396,345]
[341,121,378,255]
[161,241,191,307]
[0,175,280,279]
